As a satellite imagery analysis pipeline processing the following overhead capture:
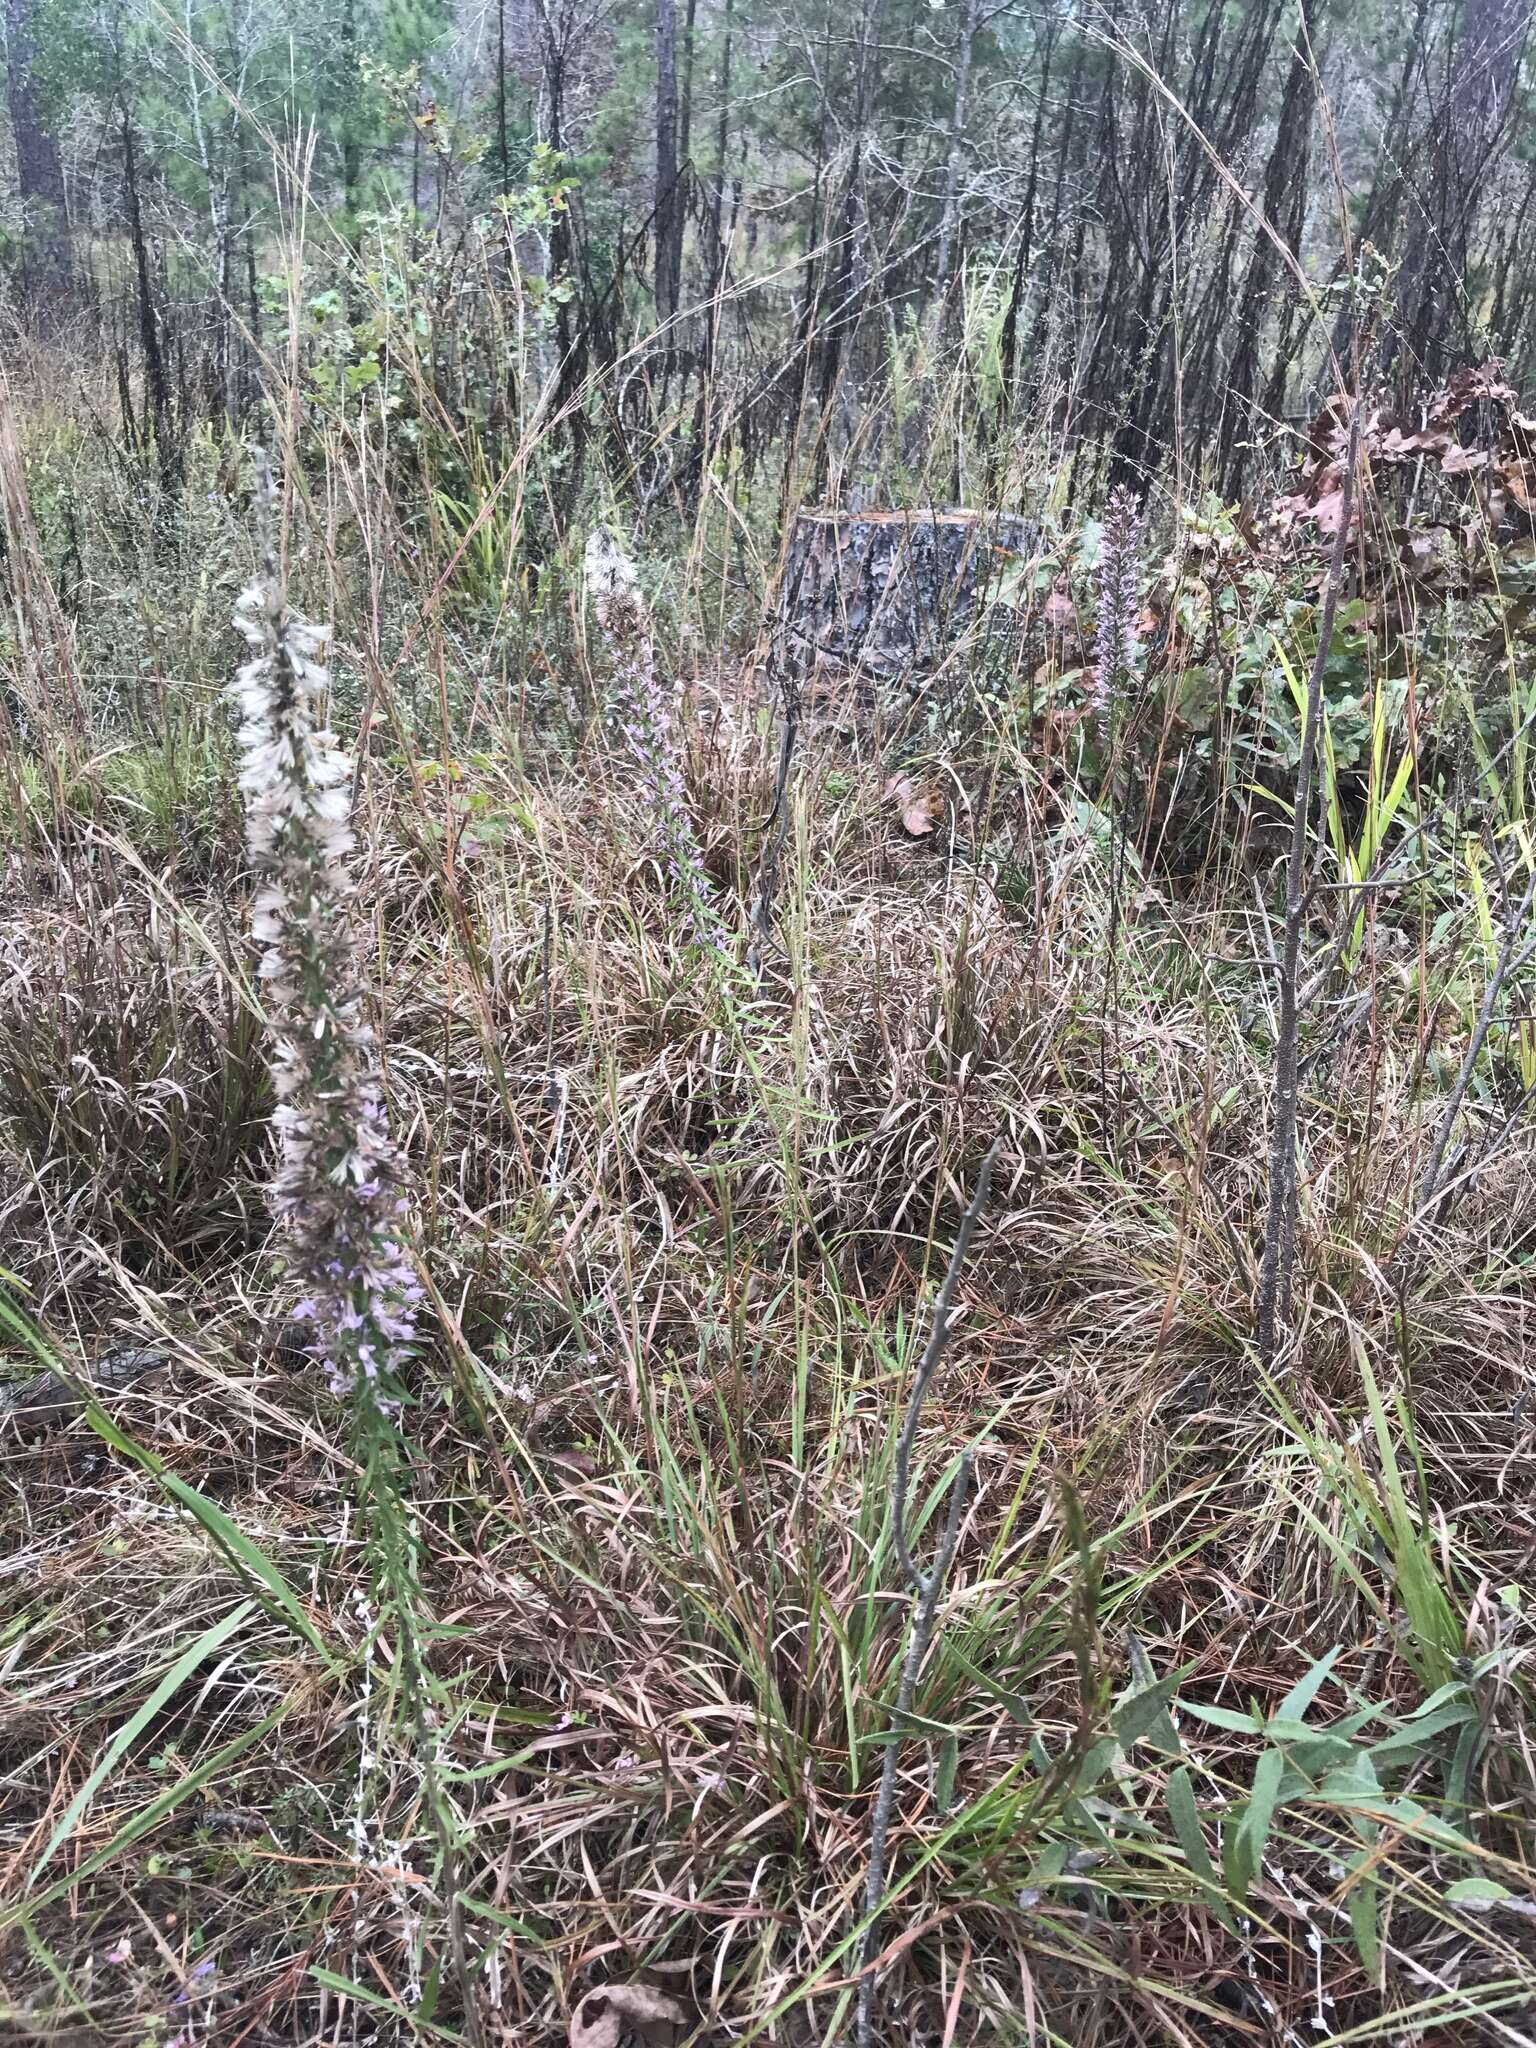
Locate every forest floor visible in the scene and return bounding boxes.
[1,401,1535,2045]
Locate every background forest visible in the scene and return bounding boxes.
[3,1,1536,2046]
[3,0,1535,495]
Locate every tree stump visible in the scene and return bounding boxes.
[773,507,1036,685]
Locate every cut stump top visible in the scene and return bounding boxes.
[774,505,1037,681]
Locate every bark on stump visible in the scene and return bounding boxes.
[773,507,1035,684]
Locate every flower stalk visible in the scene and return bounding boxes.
[584,528,721,944]
[1091,486,1143,763]
[231,454,421,1399]
[231,456,480,2043]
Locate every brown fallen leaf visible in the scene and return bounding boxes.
[546,1447,599,1478]
[883,773,942,838]
[570,1981,687,2048]
[1501,457,1535,512]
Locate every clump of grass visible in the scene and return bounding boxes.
[0,865,269,1292]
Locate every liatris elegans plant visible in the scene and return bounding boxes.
[584,528,722,945]
[231,457,421,1400]
[232,455,481,2042]
[1091,486,1143,763]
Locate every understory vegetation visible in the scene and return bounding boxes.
[3,3,1536,2042]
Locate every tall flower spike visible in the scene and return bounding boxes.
[232,453,421,1398]
[1091,487,1143,762]
[584,529,720,944]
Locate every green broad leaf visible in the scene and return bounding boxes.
[946,1645,1037,1730]
[1021,1841,1069,1892]
[1112,1673,1185,1757]
[1166,1766,1216,1887]
[417,1958,442,2023]
[935,1735,959,1814]
[1180,1701,1265,1734]
[1229,1746,1286,1905]
[1274,1646,1342,1724]
[1265,1717,1336,1746]
[1069,1737,1121,1800]
[1356,1798,1477,1852]
[890,1706,962,1739]
[1368,1703,1476,1757]
[1220,1809,1246,1904]
[1445,1878,1515,1906]
[1346,1854,1381,1975]
[1412,1680,1477,1716]
[1276,1732,1359,1775]
[1314,1752,1382,1802]
[1446,1717,1484,1811]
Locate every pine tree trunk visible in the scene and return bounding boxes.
[5,0,72,297]
[774,507,1035,683]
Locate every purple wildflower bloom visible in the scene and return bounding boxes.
[231,457,419,1400]
[1091,487,1143,760]
[584,531,722,946]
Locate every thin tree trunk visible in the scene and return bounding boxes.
[122,113,173,484]
[1396,0,1535,381]
[1225,0,1318,491]
[340,0,361,222]
[933,0,982,311]
[708,0,734,268]
[997,4,1057,433]
[497,0,510,191]
[654,0,682,320]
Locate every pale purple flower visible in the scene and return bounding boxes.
[584,531,721,945]
[231,457,420,1400]
[1091,487,1143,759]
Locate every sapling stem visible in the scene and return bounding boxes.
[1256,394,1362,1371]
[855,1139,1000,2048]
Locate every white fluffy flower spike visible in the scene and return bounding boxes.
[231,454,421,1397]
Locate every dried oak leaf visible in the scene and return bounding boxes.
[570,1982,687,2048]
[1310,486,1351,534]
[1500,458,1536,513]
[883,773,942,837]
[1379,424,1451,461]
